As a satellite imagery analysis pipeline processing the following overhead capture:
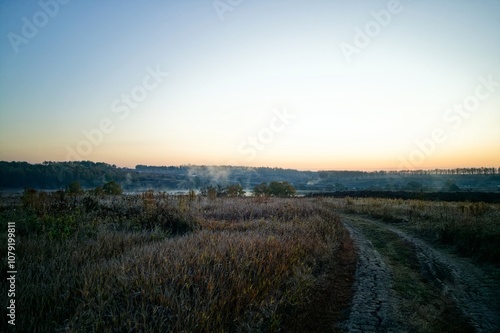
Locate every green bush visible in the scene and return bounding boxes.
[42,214,78,240]
[140,206,198,235]
[102,181,123,195]
[253,181,296,197]
[66,181,84,194]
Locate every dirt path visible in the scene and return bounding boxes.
[341,214,500,333]
[341,221,400,333]
[369,218,500,333]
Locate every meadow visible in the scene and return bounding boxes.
[327,197,500,264]
[2,191,499,332]
[0,191,354,332]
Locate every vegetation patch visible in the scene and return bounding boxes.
[333,197,500,263]
[0,194,351,332]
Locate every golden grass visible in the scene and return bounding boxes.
[329,197,500,263]
[0,194,351,332]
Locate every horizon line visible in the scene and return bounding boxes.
[2,160,499,174]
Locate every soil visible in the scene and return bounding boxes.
[341,220,401,333]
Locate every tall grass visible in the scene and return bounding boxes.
[0,193,347,332]
[329,197,500,263]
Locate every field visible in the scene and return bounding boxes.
[1,192,500,332]
[333,197,500,263]
[0,192,354,332]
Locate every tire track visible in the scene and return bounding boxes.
[367,218,500,333]
[341,220,401,333]
[342,213,500,333]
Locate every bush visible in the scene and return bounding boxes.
[226,184,245,197]
[102,181,123,195]
[253,181,296,197]
[66,181,84,194]
[42,214,78,240]
[140,205,198,235]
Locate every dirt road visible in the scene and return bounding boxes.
[341,221,400,332]
[341,214,500,333]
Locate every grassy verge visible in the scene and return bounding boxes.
[328,197,500,264]
[0,193,352,332]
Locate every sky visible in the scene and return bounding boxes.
[0,0,499,171]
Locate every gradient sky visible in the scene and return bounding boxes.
[1,0,499,171]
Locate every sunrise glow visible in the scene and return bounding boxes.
[1,0,499,170]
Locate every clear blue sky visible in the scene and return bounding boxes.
[1,0,499,170]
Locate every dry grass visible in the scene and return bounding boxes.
[328,197,500,263]
[0,193,352,332]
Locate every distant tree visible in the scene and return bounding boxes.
[253,181,296,197]
[253,182,269,197]
[66,181,83,194]
[226,184,245,197]
[91,186,104,195]
[21,188,38,209]
[268,181,296,197]
[102,181,123,195]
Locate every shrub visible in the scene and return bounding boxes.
[66,181,84,194]
[253,181,296,197]
[140,205,198,235]
[102,181,123,195]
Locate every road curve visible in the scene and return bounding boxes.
[341,213,500,333]
[368,219,500,333]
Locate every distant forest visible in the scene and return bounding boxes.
[1,161,499,193]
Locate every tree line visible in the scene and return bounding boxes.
[0,161,127,189]
[1,161,499,191]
